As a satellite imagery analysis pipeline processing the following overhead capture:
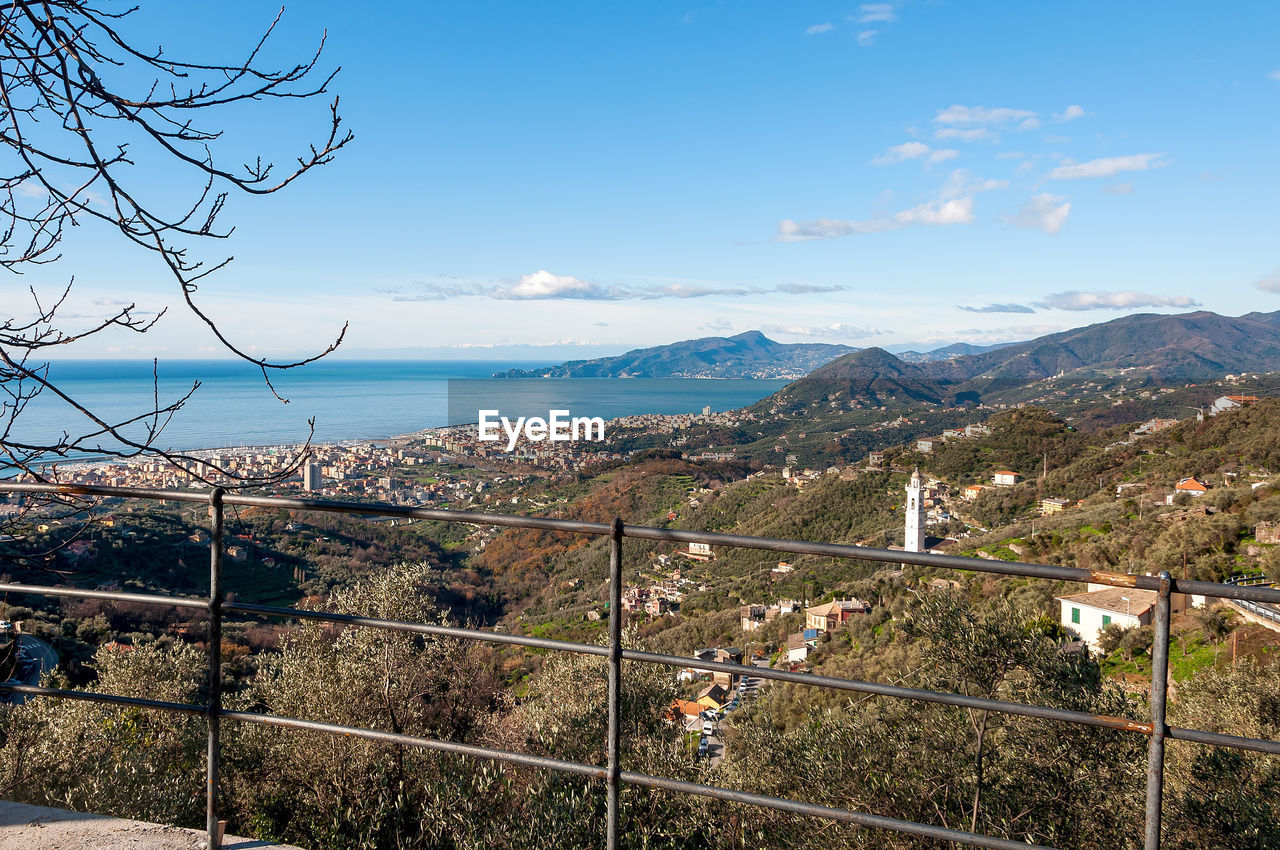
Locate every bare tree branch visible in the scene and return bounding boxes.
[0,1,350,494]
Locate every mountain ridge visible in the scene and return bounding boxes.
[493,331,857,378]
[760,309,1280,411]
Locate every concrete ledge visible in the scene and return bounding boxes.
[0,801,301,850]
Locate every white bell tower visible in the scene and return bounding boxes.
[905,467,925,553]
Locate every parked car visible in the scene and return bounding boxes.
[701,719,715,736]
[697,738,709,757]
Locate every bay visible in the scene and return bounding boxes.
[10,360,789,454]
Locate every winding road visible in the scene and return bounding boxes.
[7,635,58,705]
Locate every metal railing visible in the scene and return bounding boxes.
[1226,574,1280,626]
[2,481,1280,849]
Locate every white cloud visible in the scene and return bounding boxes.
[1038,290,1200,311]
[857,29,877,46]
[1017,117,1041,132]
[874,141,930,165]
[894,197,974,226]
[777,218,895,241]
[1102,182,1135,195]
[806,22,834,35]
[762,323,883,338]
[774,282,849,294]
[504,270,610,299]
[698,318,735,333]
[958,303,1036,314]
[873,141,958,166]
[1008,193,1071,234]
[934,104,1038,126]
[777,169,1006,241]
[934,127,996,143]
[1047,153,1168,180]
[995,151,1027,159]
[393,274,838,301]
[1257,270,1280,293]
[1054,105,1086,122]
[776,199,972,242]
[856,3,897,23]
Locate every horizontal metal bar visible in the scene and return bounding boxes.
[224,600,610,658]
[221,709,607,779]
[622,524,1172,592]
[0,482,209,504]
[1178,578,1280,605]
[6,481,1280,604]
[623,649,1152,735]
[222,493,613,536]
[0,683,207,715]
[620,771,1051,850]
[0,582,209,610]
[1166,725,1280,755]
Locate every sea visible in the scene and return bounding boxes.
[9,360,790,457]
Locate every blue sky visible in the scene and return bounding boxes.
[26,1,1280,361]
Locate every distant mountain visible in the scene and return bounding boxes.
[760,310,1280,411]
[493,331,857,379]
[896,341,1020,363]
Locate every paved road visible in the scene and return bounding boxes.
[703,661,771,768]
[18,635,57,678]
[6,635,58,705]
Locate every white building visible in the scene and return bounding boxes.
[904,468,925,553]
[1057,584,1192,645]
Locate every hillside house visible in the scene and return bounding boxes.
[1039,497,1071,515]
[1210,395,1260,416]
[1057,587,1156,645]
[1132,418,1178,437]
[692,647,746,686]
[992,470,1021,487]
[1057,584,1194,645]
[805,599,872,633]
[770,562,796,581]
[917,439,935,454]
[1174,477,1210,497]
[684,542,714,561]
[963,484,985,501]
[785,631,818,664]
[741,599,802,630]
[645,597,670,617]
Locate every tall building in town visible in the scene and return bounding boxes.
[904,467,925,553]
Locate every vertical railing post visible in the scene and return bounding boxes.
[207,487,225,850]
[606,517,624,850]
[1144,570,1172,850]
